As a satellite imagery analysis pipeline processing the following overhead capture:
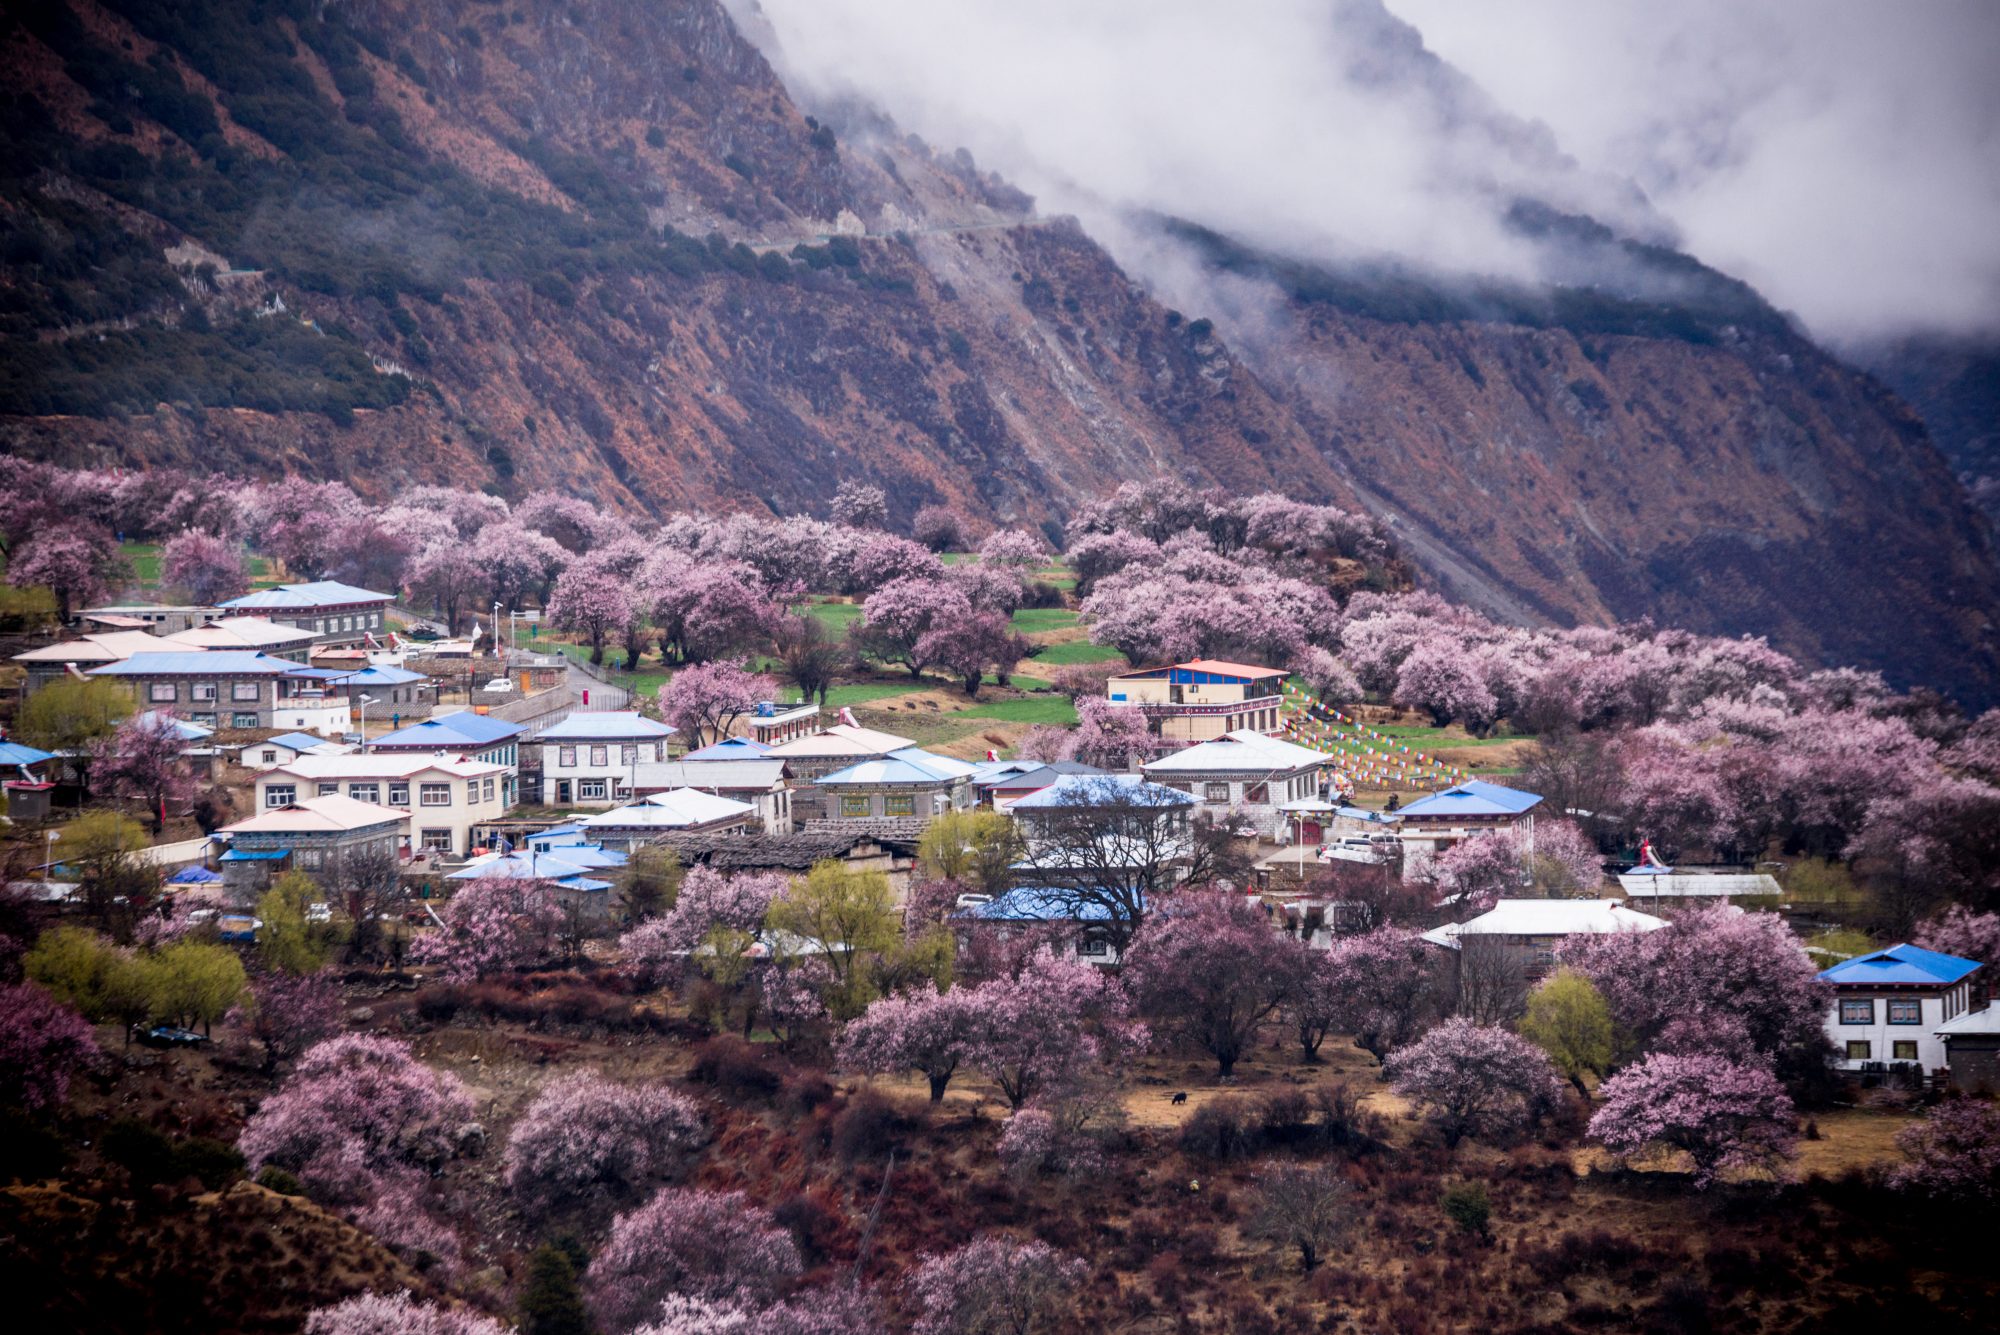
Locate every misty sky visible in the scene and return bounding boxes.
[739,0,2000,345]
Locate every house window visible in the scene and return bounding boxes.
[840,795,870,818]
[1204,783,1230,802]
[388,783,409,806]
[233,713,259,729]
[590,745,608,767]
[559,746,577,769]
[420,783,451,807]
[1887,1000,1922,1025]
[318,783,339,797]
[578,780,607,801]
[1839,999,1873,1025]
[885,794,917,817]
[1244,782,1270,804]
[296,848,323,870]
[192,714,216,728]
[233,681,260,701]
[149,683,177,703]
[1892,1041,1919,1062]
[191,682,217,701]
[1077,939,1109,958]
[349,783,379,804]
[483,778,495,803]
[420,828,452,852]
[1845,1040,1871,1060]
[261,750,278,764]
[265,785,296,807]
[622,745,638,765]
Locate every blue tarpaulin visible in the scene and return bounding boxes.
[166,865,224,883]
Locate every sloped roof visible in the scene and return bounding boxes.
[14,630,208,664]
[817,747,976,787]
[269,752,502,780]
[1142,728,1330,774]
[371,713,523,748]
[324,664,428,686]
[1116,659,1287,681]
[1421,899,1665,948]
[137,710,215,742]
[89,651,302,677]
[579,788,755,829]
[0,740,54,767]
[535,711,677,741]
[1010,773,1197,810]
[765,724,914,759]
[1397,779,1544,818]
[176,618,317,649]
[1819,944,1980,988]
[448,847,628,883]
[219,581,390,610]
[1616,872,1782,898]
[978,760,1107,791]
[954,886,1149,922]
[662,829,887,870]
[220,794,407,834]
[632,760,787,790]
[683,737,773,760]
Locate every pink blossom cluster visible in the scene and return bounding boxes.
[1383,1016,1567,1146]
[503,1072,708,1214]
[410,877,564,982]
[587,1187,803,1332]
[1588,1051,1797,1188]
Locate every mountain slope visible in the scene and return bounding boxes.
[0,0,1996,703]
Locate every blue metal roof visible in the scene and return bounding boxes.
[535,711,676,741]
[326,665,427,686]
[219,848,290,861]
[89,651,300,676]
[267,732,331,752]
[1335,805,1401,824]
[1819,944,1980,988]
[1010,773,1196,810]
[219,581,391,610]
[954,886,1147,923]
[0,740,55,767]
[1396,779,1544,818]
[683,737,772,760]
[373,714,523,747]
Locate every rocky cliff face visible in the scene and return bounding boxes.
[1,0,1996,703]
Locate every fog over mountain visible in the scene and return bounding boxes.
[739,0,2000,346]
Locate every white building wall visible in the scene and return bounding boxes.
[1824,984,1970,1072]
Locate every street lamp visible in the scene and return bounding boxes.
[357,694,379,753]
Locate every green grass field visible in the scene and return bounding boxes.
[121,541,277,593]
[823,681,926,708]
[1008,608,1078,634]
[800,600,864,634]
[957,696,1079,725]
[1030,639,1124,665]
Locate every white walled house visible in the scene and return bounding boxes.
[217,581,394,648]
[254,753,511,859]
[631,759,794,834]
[1393,780,1544,882]
[1818,944,1981,1077]
[577,788,757,850]
[533,712,678,807]
[1140,729,1329,840]
[245,732,355,770]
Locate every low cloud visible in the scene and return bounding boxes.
[738,0,2000,344]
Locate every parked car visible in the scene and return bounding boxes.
[1320,837,1391,866]
[134,1025,207,1049]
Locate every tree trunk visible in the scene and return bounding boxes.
[1216,1052,1236,1079]
[928,1072,950,1103]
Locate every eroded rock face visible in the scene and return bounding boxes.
[3,0,1996,703]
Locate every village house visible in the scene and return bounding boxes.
[78,604,225,635]
[1422,899,1666,1015]
[14,629,209,694]
[682,737,773,761]
[662,828,919,892]
[171,617,319,661]
[1936,1005,2000,1094]
[766,723,917,822]
[1393,779,1544,882]
[1105,659,1291,747]
[244,732,355,770]
[322,664,436,725]
[216,581,394,648]
[531,712,678,807]
[254,752,512,859]
[214,794,406,900]
[630,758,794,834]
[448,837,629,927]
[952,885,1141,968]
[727,700,821,747]
[577,788,758,850]
[87,651,336,731]
[1615,867,1784,907]
[970,759,1108,811]
[1141,728,1330,840]
[368,712,523,770]
[1009,773,1198,896]
[813,747,978,825]
[1819,944,1981,1078]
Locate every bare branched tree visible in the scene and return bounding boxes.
[1454,934,1531,1024]
[1012,779,1199,950]
[1247,1163,1360,1273]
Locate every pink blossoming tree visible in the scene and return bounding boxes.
[836,983,984,1102]
[587,1187,802,1332]
[1384,1017,1567,1146]
[963,948,1144,1109]
[547,562,636,664]
[160,529,249,605]
[1121,893,1309,1078]
[90,712,196,833]
[0,983,99,1114]
[1889,1098,2000,1206]
[410,877,563,982]
[1319,927,1439,1062]
[859,576,971,677]
[504,1072,708,1216]
[304,1292,505,1335]
[903,1236,1087,1335]
[1588,1051,1797,1188]
[658,662,780,745]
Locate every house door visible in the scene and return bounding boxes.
[556,780,572,804]
[1302,820,1323,844]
